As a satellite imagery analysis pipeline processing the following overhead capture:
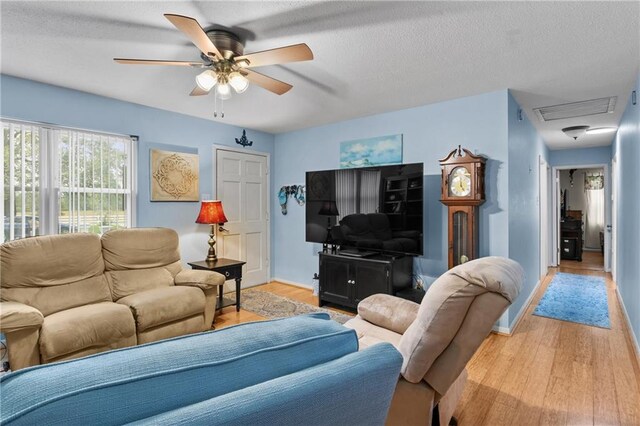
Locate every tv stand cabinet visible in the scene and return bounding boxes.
[318,252,413,309]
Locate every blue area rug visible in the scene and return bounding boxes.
[533,272,610,328]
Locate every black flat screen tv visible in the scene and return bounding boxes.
[305,162,424,256]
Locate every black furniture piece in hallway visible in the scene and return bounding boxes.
[561,217,583,261]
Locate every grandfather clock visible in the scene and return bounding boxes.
[439,146,486,269]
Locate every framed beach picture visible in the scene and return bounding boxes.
[340,134,403,168]
[150,149,199,201]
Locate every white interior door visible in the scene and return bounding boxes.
[216,149,269,287]
[539,157,549,278]
[551,168,561,267]
[611,155,617,280]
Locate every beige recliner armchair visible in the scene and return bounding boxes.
[344,256,523,426]
[0,228,224,371]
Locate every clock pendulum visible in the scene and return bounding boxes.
[439,146,487,269]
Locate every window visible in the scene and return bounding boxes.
[2,119,136,242]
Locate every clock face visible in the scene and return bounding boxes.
[449,167,471,197]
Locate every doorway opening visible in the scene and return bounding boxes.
[557,167,606,272]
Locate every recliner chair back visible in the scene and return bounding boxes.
[101,228,183,301]
[398,256,523,396]
[1,233,111,316]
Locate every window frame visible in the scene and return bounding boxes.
[1,118,137,242]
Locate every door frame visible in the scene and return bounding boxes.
[539,156,550,278]
[551,163,611,271]
[611,155,618,281]
[212,144,271,283]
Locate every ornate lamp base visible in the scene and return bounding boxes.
[206,224,217,262]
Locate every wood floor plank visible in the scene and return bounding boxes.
[509,341,556,426]
[609,330,640,425]
[593,327,621,425]
[213,268,640,426]
[540,375,571,425]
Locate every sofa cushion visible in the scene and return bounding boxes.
[117,286,205,332]
[106,267,174,301]
[0,313,358,425]
[344,315,403,350]
[1,234,112,315]
[1,233,104,288]
[132,344,403,426]
[101,228,181,271]
[39,302,136,361]
[2,275,113,317]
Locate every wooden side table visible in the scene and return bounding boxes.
[188,258,246,312]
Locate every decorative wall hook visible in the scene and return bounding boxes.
[235,130,253,147]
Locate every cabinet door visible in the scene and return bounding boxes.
[320,257,352,306]
[352,262,389,305]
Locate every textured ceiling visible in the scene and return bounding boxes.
[1,1,638,149]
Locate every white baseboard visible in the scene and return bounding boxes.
[270,277,312,290]
[492,278,542,335]
[615,287,640,365]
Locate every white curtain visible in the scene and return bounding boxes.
[335,169,357,221]
[584,173,604,249]
[359,170,381,214]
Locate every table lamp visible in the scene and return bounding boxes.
[318,200,339,252]
[196,200,228,262]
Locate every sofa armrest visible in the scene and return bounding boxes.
[0,301,44,333]
[175,269,225,290]
[358,294,420,335]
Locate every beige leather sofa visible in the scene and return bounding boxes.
[344,256,523,426]
[0,228,225,371]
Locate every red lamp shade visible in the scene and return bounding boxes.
[196,200,228,224]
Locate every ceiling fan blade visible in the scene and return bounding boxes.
[235,43,313,68]
[190,86,210,96]
[243,69,292,95]
[114,58,204,67]
[164,14,223,59]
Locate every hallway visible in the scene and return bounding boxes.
[454,264,640,425]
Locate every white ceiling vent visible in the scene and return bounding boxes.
[533,97,617,122]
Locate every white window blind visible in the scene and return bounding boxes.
[2,123,41,241]
[2,119,136,242]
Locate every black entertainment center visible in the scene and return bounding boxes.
[318,251,412,309]
[306,163,423,309]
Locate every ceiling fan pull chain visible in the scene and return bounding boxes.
[213,93,218,118]
[221,98,225,118]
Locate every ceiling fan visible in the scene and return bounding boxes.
[114,14,313,114]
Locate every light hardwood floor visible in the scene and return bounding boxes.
[560,250,605,272]
[215,266,640,425]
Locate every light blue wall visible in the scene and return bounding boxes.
[549,146,611,167]
[612,76,640,347]
[507,91,549,326]
[0,74,276,265]
[273,90,511,288]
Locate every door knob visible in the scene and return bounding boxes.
[219,226,229,232]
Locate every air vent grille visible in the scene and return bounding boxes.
[533,97,617,122]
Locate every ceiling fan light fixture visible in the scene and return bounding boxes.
[195,70,217,91]
[216,83,232,100]
[562,125,590,140]
[229,72,249,93]
[586,127,618,135]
